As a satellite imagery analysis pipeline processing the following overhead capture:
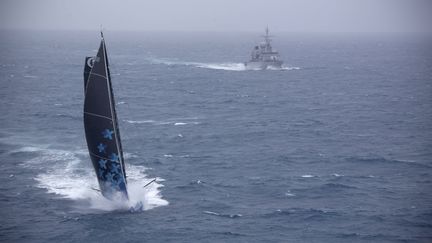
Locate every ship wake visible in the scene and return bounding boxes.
[148,58,300,71]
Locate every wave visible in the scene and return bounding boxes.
[345,155,432,169]
[23,75,38,79]
[147,57,300,71]
[124,118,201,126]
[195,62,247,71]
[262,208,341,220]
[203,210,242,218]
[17,145,168,212]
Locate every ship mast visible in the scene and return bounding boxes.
[263,25,272,44]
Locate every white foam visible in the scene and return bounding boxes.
[195,62,246,71]
[13,146,43,153]
[23,75,38,78]
[124,119,156,124]
[203,210,242,218]
[281,66,301,71]
[125,119,200,126]
[148,57,300,72]
[203,210,219,216]
[301,174,315,178]
[152,58,246,71]
[20,146,168,212]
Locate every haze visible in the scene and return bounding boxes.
[0,0,431,33]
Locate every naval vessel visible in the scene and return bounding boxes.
[245,27,283,70]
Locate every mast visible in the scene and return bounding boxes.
[262,25,272,44]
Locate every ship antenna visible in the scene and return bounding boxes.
[263,25,272,44]
[100,25,104,39]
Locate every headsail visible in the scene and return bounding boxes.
[83,35,128,200]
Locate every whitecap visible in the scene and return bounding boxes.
[203,211,242,218]
[203,210,220,216]
[124,119,155,124]
[23,75,38,78]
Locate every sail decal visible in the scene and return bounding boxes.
[83,57,93,91]
[83,37,128,199]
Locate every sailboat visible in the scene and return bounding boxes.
[83,32,129,201]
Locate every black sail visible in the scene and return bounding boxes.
[83,37,128,200]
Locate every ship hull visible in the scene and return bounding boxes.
[245,60,283,70]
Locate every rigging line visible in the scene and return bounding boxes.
[89,152,115,162]
[102,39,128,190]
[107,38,151,183]
[89,73,107,80]
[84,111,113,121]
[143,178,156,188]
[104,39,145,180]
[111,54,143,147]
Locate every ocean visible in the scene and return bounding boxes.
[0,30,431,242]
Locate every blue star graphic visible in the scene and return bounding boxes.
[117,175,124,184]
[98,159,107,169]
[109,153,119,163]
[112,176,124,187]
[102,129,114,140]
[98,168,105,179]
[106,172,116,183]
[118,181,126,191]
[111,163,120,174]
[97,143,106,153]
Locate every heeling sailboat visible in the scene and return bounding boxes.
[83,32,129,200]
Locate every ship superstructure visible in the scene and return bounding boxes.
[245,27,283,70]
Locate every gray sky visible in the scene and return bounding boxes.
[1,0,431,32]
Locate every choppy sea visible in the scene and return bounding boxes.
[0,31,431,242]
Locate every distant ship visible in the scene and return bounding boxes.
[245,27,283,70]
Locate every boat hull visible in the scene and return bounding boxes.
[245,60,283,70]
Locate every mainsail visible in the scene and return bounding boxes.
[83,33,128,200]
